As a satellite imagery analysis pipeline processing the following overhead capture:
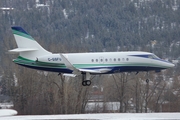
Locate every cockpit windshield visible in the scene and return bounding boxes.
[148,54,160,59]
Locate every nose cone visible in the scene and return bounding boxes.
[170,63,175,67]
[159,59,175,69]
[166,62,175,68]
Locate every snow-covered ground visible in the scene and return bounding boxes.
[2,112,180,120]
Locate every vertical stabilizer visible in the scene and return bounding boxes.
[9,26,52,60]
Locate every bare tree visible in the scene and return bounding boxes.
[103,73,137,113]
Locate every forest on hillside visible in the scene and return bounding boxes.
[1,0,180,56]
[0,0,180,114]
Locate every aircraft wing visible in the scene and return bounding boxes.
[63,73,77,77]
[60,54,80,75]
[60,54,75,70]
[60,54,111,74]
[79,68,112,73]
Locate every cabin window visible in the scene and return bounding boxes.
[105,59,108,62]
[100,59,103,62]
[122,58,124,61]
[96,59,98,62]
[126,58,129,61]
[114,58,116,61]
[109,58,112,62]
[92,59,94,62]
[118,58,120,61]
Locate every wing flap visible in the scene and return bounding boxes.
[79,68,112,73]
[63,73,77,77]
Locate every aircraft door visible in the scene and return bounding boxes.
[99,56,104,64]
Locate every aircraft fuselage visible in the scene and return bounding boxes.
[13,51,174,74]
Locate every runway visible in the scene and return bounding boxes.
[2,113,180,120]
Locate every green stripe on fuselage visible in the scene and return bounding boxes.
[13,56,66,68]
[74,63,167,69]
[12,29,35,40]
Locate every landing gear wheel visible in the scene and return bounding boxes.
[86,80,91,86]
[82,80,91,86]
[82,81,87,86]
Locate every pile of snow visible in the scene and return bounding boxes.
[0,109,17,117]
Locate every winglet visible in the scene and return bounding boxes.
[60,54,81,75]
[60,54,74,70]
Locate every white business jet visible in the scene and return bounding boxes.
[9,27,174,86]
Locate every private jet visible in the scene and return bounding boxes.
[9,26,174,86]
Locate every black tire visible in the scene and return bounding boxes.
[82,81,87,86]
[146,79,149,83]
[86,80,91,86]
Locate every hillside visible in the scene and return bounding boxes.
[0,0,180,57]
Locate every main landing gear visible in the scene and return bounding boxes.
[82,80,91,86]
[82,72,91,86]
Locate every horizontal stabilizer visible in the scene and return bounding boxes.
[8,48,38,53]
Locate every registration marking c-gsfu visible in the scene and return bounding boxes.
[48,58,61,61]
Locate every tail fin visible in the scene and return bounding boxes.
[9,26,51,60]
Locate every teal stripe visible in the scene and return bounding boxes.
[14,56,167,69]
[74,63,167,68]
[15,56,34,62]
[12,29,35,40]
[14,56,66,68]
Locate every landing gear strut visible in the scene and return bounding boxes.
[146,78,149,83]
[146,72,150,83]
[82,72,91,86]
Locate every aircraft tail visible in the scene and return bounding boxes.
[9,26,52,60]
